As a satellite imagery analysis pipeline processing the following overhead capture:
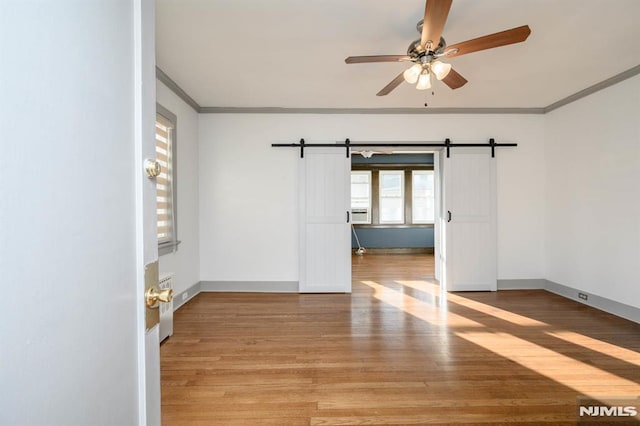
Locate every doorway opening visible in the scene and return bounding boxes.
[350,151,438,288]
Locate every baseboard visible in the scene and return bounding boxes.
[200,280,299,293]
[354,247,434,255]
[497,278,547,290]
[545,280,640,324]
[172,281,201,311]
[175,278,639,324]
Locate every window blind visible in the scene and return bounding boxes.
[412,170,435,224]
[379,170,404,224]
[155,114,174,244]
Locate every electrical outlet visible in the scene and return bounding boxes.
[578,292,588,301]
[182,292,188,301]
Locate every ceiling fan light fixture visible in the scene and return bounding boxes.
[403,63,423,84]
[431,60,452,80]
[344,0,531,97]
[416,70,432,90]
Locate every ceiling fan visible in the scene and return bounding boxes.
[351,149,394,158]
[345,0,531,96]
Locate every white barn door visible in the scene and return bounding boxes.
[440,148,497,291]
[299,148,351,293]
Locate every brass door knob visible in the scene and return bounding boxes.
[145,159,162,178]
[145,287,173,308]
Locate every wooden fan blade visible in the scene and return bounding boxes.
[441,67,467,89]
[446,25,531,58]
[376,72,406,96]
[420,0,453,50]
[345,55,411,64]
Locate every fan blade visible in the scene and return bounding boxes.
[446,25,531,58]
[442,67,467,89]
[420,0,453,50]
[376,72,406,96]
[345,55,411,64]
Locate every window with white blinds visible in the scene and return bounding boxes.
[412,170,435,224]
[155,109,177,251]
[379,170,404,224]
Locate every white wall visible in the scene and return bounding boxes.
[0,2,141,424]
[199,114,546,284]
[545,75,640,309]
[157,80,200,296]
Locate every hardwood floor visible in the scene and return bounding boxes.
[161,254,640,425]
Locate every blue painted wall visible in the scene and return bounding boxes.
[352,227,434,248]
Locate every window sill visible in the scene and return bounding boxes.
[352,224,434,229]
[159,240,181,256]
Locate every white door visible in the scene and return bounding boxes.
[434,152,442,283]
[136,0,163,424]
[0,1,158,425]
[299,148,351,293]
[440,148,497,291]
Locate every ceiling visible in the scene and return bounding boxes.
[156,0,640,109]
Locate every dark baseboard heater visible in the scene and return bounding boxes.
[272,138,517,158]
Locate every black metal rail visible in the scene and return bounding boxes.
[272,138,517,158]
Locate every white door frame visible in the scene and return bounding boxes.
[434,150,442,285]
[134,0,161,423]
[347,148,443,287]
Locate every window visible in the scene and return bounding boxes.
[412,170,435,224]
[155,104,178,255]
[351,171,372,224]
[379,170,404,224]
[350,164,434,227]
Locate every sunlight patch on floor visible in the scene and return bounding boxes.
[546,330,640,367]
[456,331,640,398]
[361,277,640,400]
[395,279,549,327]
[361,280,484,328]
[447,292,549,327]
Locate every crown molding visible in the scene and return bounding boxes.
[199,106,545,114]
[544,64,640,113]
[156,67,201,113]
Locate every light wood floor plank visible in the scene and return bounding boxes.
[161,254,640,424]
